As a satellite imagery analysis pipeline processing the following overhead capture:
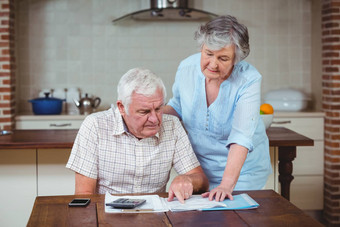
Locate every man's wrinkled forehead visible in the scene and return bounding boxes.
[130,90,164,108]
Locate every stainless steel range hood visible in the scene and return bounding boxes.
[112,0,218,23]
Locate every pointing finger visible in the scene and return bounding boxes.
[175,191,185,204]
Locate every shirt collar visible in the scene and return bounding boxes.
[112,108,126,136]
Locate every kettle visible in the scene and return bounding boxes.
[74,93,101,115]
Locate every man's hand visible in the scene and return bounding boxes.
[167,175,193,204]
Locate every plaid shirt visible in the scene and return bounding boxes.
[66,107,200,194]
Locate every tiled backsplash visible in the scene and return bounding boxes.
[16,0,316,113]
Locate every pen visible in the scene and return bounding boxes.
[121,209,154,212]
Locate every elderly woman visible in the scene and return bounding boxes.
[163,15,272,201]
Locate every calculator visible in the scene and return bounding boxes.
[106,198,146,209]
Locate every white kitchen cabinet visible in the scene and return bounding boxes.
[15,115,80,194]
[0,148,75,226]
[15,114,85,130]
[0,149,36,227]
[37,149,75,196]
[272,112,325,210]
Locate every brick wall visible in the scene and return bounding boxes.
[322,0,340,226]
[0,0,15,130]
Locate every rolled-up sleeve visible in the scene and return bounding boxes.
[226,74,262,152]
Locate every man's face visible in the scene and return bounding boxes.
[117,88,164,139]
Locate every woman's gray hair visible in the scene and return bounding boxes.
[194,15,250,64]
[117,68,166,114]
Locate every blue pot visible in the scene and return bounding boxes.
[29,93,65,115]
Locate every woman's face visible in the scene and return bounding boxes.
[200,44,236,81]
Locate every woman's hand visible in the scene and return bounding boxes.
[201,184,234,202]
[201,144,248,201]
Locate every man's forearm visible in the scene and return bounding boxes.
[185,168,209,193]
[75,172,97,194]
[189,173,209,193]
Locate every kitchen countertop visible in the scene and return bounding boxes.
[0,130,76,149]
[15,114,86,120]
[274,111,325,118]
[0,127,313,149]
[15,111,325,121]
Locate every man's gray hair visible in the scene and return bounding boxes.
[117,68,166,114]
[194,15,250,64]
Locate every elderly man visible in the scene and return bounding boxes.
[66,68,209,203]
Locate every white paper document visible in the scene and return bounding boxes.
[164,195,227,211]
[105,192,169,213]
[104,192,259,213]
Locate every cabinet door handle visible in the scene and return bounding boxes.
[272,120,291,124]
[49,123,72,127]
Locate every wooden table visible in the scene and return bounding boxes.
[27,190,322,227]
[0,127,313,201]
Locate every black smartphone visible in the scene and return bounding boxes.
[106,198,146,209]
[68,198,91,207]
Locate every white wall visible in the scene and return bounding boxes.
[15,0,319,113]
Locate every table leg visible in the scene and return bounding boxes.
[278,146,296,200]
